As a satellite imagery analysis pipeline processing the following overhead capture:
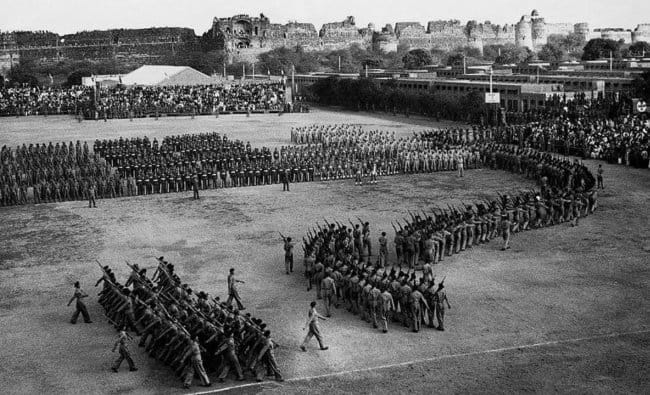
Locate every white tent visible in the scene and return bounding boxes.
[121,65,216,86]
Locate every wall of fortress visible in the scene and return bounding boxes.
[1,10,648,70]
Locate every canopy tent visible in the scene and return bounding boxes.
[121,65,216,86]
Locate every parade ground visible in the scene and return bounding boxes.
[0,110,648,394]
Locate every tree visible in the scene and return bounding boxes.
[625,41,650,58]
[7,59,40,87]
[581,38,622,61]
[632,71,650,100]
[538,41,565,62]
[402,49,432,69]
[65,70,92,87]
[494,44,533,64]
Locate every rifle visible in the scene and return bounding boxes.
[348,218,355,228]
[323,217,331,228]
[408,210,416,222]
[436,276,447,292]
[95,260,120,290]
[356,216,364,225]
[391,222,397,233]
[278,232,286,240]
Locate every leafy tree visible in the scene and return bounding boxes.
[581,38,622,60]
[625,41,650,58]
[494,44,533,64]
[538,33,585,62]
[402,49,432,69]
[65,70,92,87]
[538,42,564,62]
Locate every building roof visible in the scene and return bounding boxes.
[121,65,215,86]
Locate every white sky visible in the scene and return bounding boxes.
[0,0,645,35]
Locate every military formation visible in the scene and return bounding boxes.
[300,218,452,333]
[3,112,623,207]
[0,141,115,206]
[95,259,283,388]
[5,96,614,389]
[297,136,598,333]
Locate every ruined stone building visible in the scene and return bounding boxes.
[0,8,648,74]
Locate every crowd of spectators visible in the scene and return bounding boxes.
[0,87,92,116]
[0,82,287,118]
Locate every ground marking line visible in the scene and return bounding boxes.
[189,328,650,395]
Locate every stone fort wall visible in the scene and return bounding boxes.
[0,10,647,69]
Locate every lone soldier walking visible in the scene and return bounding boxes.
[283,236,295,274]
[111,326,138,372]
[500,213,511,251]
[281,168,290,191]
[192,176,200,200]
[226,268,245,310]
[597,164,604,189]
[300,301,329,351]
[68,281,92,324]
[88,183,97,208]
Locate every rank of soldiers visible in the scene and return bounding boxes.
[96,258,283,388]
[297,141,598,333]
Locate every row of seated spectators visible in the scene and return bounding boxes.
[0,83,286,118]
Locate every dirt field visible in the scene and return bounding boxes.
[0,110,648,395]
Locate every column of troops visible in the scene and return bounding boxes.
[96,258,283,388]
[0,142,118,206]
[297,142,598,334]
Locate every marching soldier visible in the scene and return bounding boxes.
[283,236,295,274]
[181,336,211,388]
[321,272,336,317]
[300,301,329,351]
[226,268,245,311]
[378,232,388,267]
[216,330,245,382]
[251,330,283,382]
[379,285,395,333]
[111,326,138,372]
[434,284,451,331]
[68,281,92,324]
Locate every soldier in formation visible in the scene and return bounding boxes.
[95,259,282,387]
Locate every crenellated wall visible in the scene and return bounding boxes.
[1,9,647,68]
